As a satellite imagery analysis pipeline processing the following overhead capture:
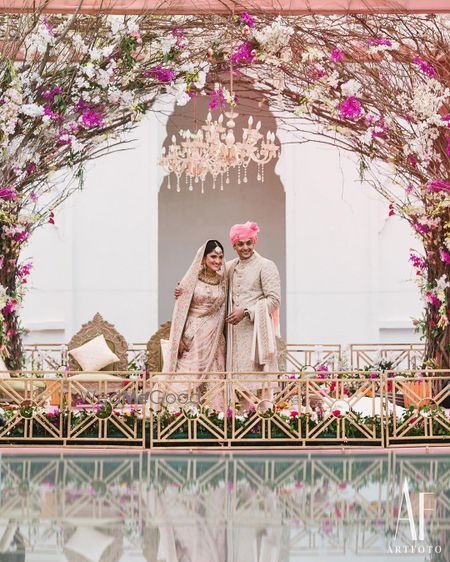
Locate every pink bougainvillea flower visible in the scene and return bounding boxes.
[412,56,436,77]
[368,37,392,47]
[427,179,450,193]
[43,16,54,36]
[26,163,37,176]
[231,41,255,65]
[426,291,441,308]
[306,65,326,81]
[14,231,29,243]
[146,65,177,82]
[44,105,63,122]
[209,88,226,110]
[440,249,450,265]
[338,96,363,120]
[414,223,431,235]
[409,252,426,270]
[332,409,342,417]
[80,108,104,128]
[330,48,343,62]
[48,211,55,225]
[18,262,33,277]
[240,12,255,28]
[0,187,16,200]
[42,85,63,102]
[2,299,17,315]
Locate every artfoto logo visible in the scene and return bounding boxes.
[388,478,441,555]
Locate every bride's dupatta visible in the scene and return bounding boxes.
[163,242,227,374]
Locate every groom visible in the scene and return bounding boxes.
[225,221,281,378]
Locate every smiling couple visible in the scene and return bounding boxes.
[163,221,281,401]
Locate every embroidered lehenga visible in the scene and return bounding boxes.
[163,243,226,407]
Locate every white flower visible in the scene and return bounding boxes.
[301,47,325,63]
[253,16,294,55]
[161,35,177,55]
[108,15,125,35]
[341,79,361,97]
[217,411,224,420]
[21,104,44,117]
[126,18,140,34]
[0,285,7,309]
[82,63,96,79]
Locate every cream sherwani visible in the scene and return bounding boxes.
[226,252,281,380]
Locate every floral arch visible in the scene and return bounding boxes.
[0,6,449,369]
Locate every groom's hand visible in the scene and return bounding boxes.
[174,285,182,299]
[226,308,245,325]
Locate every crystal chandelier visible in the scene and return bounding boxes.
[159,109,279,193]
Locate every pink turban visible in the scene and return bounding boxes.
[229,221,260,245]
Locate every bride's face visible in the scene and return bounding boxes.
[203,250,224,273]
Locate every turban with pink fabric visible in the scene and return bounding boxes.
[229,221,260,245]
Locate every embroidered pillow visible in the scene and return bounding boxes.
[68,334,119,372]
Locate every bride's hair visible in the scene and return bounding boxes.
[204,240,224,256]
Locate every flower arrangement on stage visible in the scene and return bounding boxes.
[0,9,448,369]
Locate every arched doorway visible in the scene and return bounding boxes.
[158,89,286,334]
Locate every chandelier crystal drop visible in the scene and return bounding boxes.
[159,111,279,193]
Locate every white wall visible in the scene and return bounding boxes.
[21,104,423,347]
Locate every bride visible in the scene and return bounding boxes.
[163,240,227,375]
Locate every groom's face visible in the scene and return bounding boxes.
[234,238,255,260]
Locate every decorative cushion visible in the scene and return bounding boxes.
[160,339,170,371]
[69,373,122,382]
[68,335,119,372]
[3,380,45,391]
[64,527,114,562]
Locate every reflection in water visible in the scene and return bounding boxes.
[0,451,448,561]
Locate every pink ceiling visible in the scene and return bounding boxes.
[1,0,449,14]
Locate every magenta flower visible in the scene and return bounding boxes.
[14,230,30,243]
[172,27,185,48]
[240,12,255,28]
[209,89,226,110]
[447,141,450,156]
[440,249,450,265]
[43,16,54,36]
[426,291,441,308]
[147,65,177,82]
[427,179,450,193]
[368,37,392,47]
[231,41,255,65]
[338,96,363,120]
[413,56,436,77]
[414,223,430,235]
[0,187,16,200]
[42,85,63,102]
[44,105,63,122]
[2,300,17,315]
[18,262,33,277]
[306,65,326,81]
[330,48,343,62]
[26,163,37,176]
[80,108,104,129]
[409,252,426,270]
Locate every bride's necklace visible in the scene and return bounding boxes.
[198,270,221,285]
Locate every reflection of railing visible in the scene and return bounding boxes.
[349,343,425,370]
[1,452,449,557]
[0,369,449,448]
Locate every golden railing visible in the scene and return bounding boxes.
[0,369,449,448]
[0,452,448,557]
[284,343,342,370]
[22,341,426,372]
[349,343,425,370]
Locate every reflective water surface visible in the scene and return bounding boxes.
[0,450,448,561]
